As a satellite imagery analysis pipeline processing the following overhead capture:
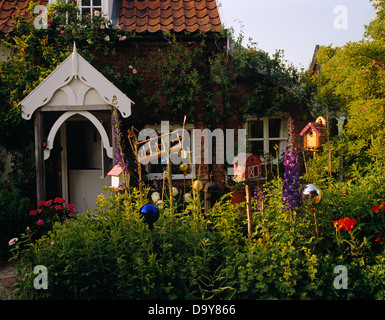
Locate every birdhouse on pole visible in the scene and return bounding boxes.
[107,165,129,189]
[233,153,262,182]
[300,116,327,151]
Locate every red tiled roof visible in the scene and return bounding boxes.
[0,0,47,33]
[0,0,222,34]
[119,0,222,33]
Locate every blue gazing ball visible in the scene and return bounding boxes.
[139,204,160,229]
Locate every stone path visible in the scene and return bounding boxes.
[0,262,18,299]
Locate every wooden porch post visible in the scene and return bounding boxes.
[34,110,46,202]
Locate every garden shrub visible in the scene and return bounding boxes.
[10,177,385,300]
[0,185,32,261]
[12,189,225,299]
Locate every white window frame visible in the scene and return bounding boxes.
[144,123,197,181]
[48,0,109,20]
[245,115,288,163]
[78,0,107,18]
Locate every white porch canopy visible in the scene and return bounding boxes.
[19,44,135,202]
[20,43,134,120]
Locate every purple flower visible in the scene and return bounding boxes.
[281,118,300,212]
[253,186,265,211]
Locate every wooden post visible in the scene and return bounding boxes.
[245,183,253,239]
[34,111,46,202]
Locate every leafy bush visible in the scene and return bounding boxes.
[9,176,385,300]
[12,189,224,299]
[0,185,32,261]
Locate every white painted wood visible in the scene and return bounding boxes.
[20,44,134,119]
[69,169,109,213]
[60,124,69,202]
[44,111,113,160]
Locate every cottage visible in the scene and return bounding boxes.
[0,0,314,212]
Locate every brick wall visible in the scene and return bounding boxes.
[93,36,314,189]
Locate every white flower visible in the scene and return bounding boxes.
[156,199,164,208]
[184,193,192,201]
[172,187,179,197]
[119,35,127,41]
[104,35,110,41]
[151,192,160,203]
[94,10,100,17]
[100,23,105,29]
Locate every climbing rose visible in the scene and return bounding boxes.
[8,238,18,246]
[37,219,44,226]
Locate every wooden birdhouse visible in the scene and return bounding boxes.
[107,165,129,189]
[300,116,327,151]
[233,153,262,182]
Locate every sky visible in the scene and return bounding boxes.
[218,0,376,70]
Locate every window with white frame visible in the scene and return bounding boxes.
[78,0,103,17]
[246,117,288,162]
[143,124,196,181]
[48,0,109,19]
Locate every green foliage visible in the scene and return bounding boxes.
[310,0,385,174]
[8,175,385,300]
[0,184,33,261]
[5,0,385,301]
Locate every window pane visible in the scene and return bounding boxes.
[82,7,91,15]
[249,120,263,138]
[94,0,101,6]
[250,141,264,158]
[269,118,282,138]
[268,140,286,160]
[269,141,281,159]
[82,0,90,5]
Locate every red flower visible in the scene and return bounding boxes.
[36,219,44,226]
[334,217,357,232]
[44,200,53,207]
[375,234,382,242]
[65,203,76,212]
[29,210,37,216]
[381,202,385,211]
[371,205,381,213]
[55,205,63,210]
[54,197,66,204]
[37,200,45,206]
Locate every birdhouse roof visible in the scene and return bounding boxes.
[232,153,261,165]
[300,122,324,137]
[107,165,123,176]
[232,153,252,164]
